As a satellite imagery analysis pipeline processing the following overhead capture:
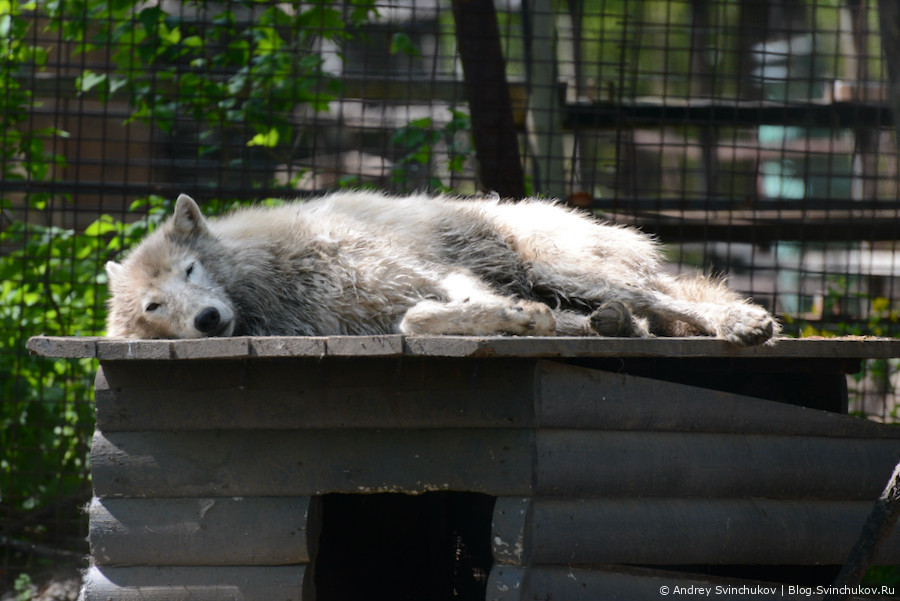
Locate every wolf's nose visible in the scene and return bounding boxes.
[194,307,221,334]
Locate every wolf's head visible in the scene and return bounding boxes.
[105,194,237,339]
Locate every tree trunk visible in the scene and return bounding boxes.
[451,0,526,198]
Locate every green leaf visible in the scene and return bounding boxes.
[83,215,117,237]
[137,5,164,34]
[0,14,12,40]
[181,35,203,48]
[298,6,344,39]
[159,22,181,47]
[448,155,467,173]
[246,128,279,148]
[390,32,420,58]
[76,70,106,93]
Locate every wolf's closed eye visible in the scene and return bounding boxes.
[185,263,194,278]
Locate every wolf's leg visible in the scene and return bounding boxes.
[399,298,555,335]
[398,270,555,336]
[531,264,777,345]
[553,303,651,337]
[596,282,777,345]
[649,274,779,345]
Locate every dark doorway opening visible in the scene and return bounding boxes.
[312,492,495,601]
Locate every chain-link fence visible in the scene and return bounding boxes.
[2,0,900,593]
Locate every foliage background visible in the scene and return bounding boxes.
[1,0,386,587]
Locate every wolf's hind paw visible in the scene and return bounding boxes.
[589,301,636,337]
[718,305,779,346]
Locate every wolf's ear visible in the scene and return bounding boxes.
[106,261,124,286]
[172,194,209,236]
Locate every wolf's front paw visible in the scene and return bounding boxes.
[505,301,555,335]
[717,304,779,346]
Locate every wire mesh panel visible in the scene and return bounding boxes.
[552,0,900,419]
[2,0,900,591]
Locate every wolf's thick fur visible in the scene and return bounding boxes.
[105,191,779,345]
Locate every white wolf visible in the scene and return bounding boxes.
[104,191,779,345]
